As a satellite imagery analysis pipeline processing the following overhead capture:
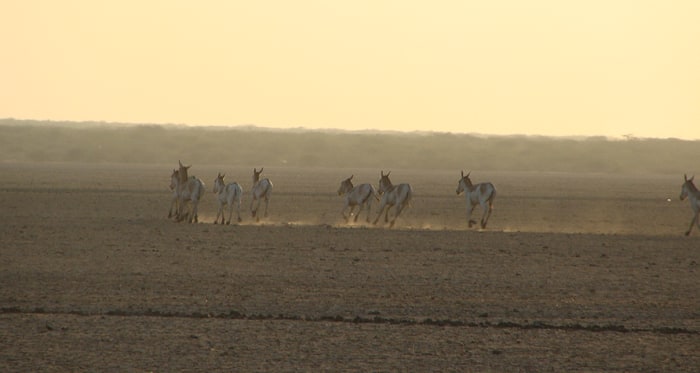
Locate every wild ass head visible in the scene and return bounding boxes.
[681,174,697,201]
[456,170,473,195]
[213,172,226,193]
[378,170,393,195]
[253,168,264,184]
[338,175,354,196]
[178,160,191,184]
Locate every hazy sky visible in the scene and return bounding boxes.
[2,1,699,139]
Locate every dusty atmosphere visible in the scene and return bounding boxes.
[1,158,699,371]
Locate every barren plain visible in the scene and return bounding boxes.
[1,162,699,372]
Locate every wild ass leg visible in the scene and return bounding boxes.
[686,212,698,236]
[219,201,226,224]
[190,199,199,223]
[466,203,476,228]
[226,199,234,225]
[175,196,187,222]
[235,198,242,223]
[251,197,259,220]
[347,205,359,222]
[384,205,393,223]
[214,201,223,224]
[390,203,407,228]
[373,201,387,225]
[480,201,493,229]
[364,198,373,223]
[168,196,178,218]
[349,205,358,221]
[354,204,364,222]
[173,197,181,221]
[340,201,351,222]
[263,195,270,218]
[178,207,189,223]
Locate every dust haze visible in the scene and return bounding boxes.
[2,121,699,371]
[1,118,697,174]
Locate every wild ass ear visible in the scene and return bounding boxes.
[386,171,391,177]
[349,174,354,180]
[380,170,384,177]
[466,171,471,178]
[461,170,464,178]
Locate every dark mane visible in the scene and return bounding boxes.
[178,165,189,184]
[380,175,394,189]
[462,176,476,191]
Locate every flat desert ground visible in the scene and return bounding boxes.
[1,162,698,372]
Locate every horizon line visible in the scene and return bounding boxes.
[0,117,696,142]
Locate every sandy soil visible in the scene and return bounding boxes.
[1,162,698,372]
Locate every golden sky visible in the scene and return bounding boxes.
[1,1,698,139]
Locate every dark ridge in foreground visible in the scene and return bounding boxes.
[3,307,697,336]
[1,118,699,173]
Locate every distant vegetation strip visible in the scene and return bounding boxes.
[1,118,697,173]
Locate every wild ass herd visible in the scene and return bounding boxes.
[168,161,494,229]
[170,161,272,225]
[169,161,700,235]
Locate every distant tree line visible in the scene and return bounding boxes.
[0,118,696,174]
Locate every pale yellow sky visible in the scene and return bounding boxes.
[1,1,698,139]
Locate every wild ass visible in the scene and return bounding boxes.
[171,161,205,223]
[337,175,379,223]
[373,171,412,228]
[456,170,496,229]
[680,174,700,236]
[213,173,243,225]
[250,167,273,222]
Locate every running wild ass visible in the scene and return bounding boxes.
[680,174,700,236]
[456,171,496,229]
[171,161,205,223]
[337,175,379,223]
[213,173,243,224]
[250,167,273,221]
[373,171,412,228]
